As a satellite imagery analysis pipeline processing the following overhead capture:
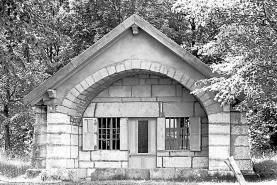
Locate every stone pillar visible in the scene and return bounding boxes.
[32,106,79,169]
[32,105,47,168]
[208,110,231,175]
[230,111,253,174]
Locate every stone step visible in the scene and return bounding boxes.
[90,168,209,181]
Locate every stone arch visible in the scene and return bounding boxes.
[57,59,222,123]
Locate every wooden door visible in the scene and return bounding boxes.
[128,118,156,169]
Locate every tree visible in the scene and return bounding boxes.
[174,0,277,151]
[0,0,72,155]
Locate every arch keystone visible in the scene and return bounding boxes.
[131,59,141,69]
[141,60,151,70]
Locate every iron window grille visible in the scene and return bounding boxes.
[98,118,120,150]
[165,117,190,150]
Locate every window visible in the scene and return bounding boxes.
[165,117,190,150]
[98,118,120,150]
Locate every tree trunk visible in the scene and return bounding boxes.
[3,104,10,151]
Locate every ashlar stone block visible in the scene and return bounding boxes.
[209,124,230,134]
[47,113,70,124]
[193,157,209,168]
[46,145,70,158]
[132,85,151,97]
[232,136,249,146]
[94,162,121,168]
[152,85,175,97]
[90,150,128,161]
[209,134,230,146]
[163,157,192,168]
[163,102,193,117]
[123,78,139,85]
[209,113,230,124]
[95,102,159,117]
[47,134,71,145]
[209,146,230,159]
[109,86,131,97]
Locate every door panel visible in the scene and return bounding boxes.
[129,118,156,169]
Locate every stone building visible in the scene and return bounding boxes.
[23,15,253,179]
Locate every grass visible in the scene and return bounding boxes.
[1,150,277,184]
[0,150,31,178]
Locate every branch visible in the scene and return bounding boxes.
[261,2,277,33]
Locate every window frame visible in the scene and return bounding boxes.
[165,117,190,151]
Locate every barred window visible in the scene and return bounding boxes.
[165,117,190,150]
[98,118,120,150]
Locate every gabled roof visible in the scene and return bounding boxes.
[23,14,216,105]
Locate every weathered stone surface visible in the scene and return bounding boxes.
[47,134,71,145]
[152,85,175,97]
[79,151,90,161]
[109,86,131,97]
[195,102,206,117]
[92,97,122,102]
[176,85,182,96]
[70,146,78,158]
[47,125,71,133]
[209,134,230,146]
[235,159,252,171]
[192,157,209,168]
[47,113,70,124]
[233,146,251,159]
[231,125,248,135]
[150,168,175,180]
[157,97,182,102]
[202,124,208,135]
[132,85,151,97]
[202,136,208,147]
[91,168,126,180]
[97,89,109,97]
[159,79,172,84]
[194,150,208,157]
[71,134,78,146]
[209,113,230,124]
[145,79,158,85]
[163,102,193,117]
[83,103,96,117]
[232,136,249,146]
[209,159,230,171]
[95,161,121,168]
[169,151,195,157]
[209,124,230,134]
[157,118,165,150]
[209,146,230,159]
[79,161,94,168]
[163,157,192,168]
[90,150,128,161]
[95,102,159,117]
[126,169,150,180]
[206,104,223,115]
[157,157,163,168]
[122,78,139,85]
[46,145,71,158]
[175,168,208,179]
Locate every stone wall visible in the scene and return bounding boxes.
[230,111,252,173]
[32,106,78,169]
[79,74,208,169]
